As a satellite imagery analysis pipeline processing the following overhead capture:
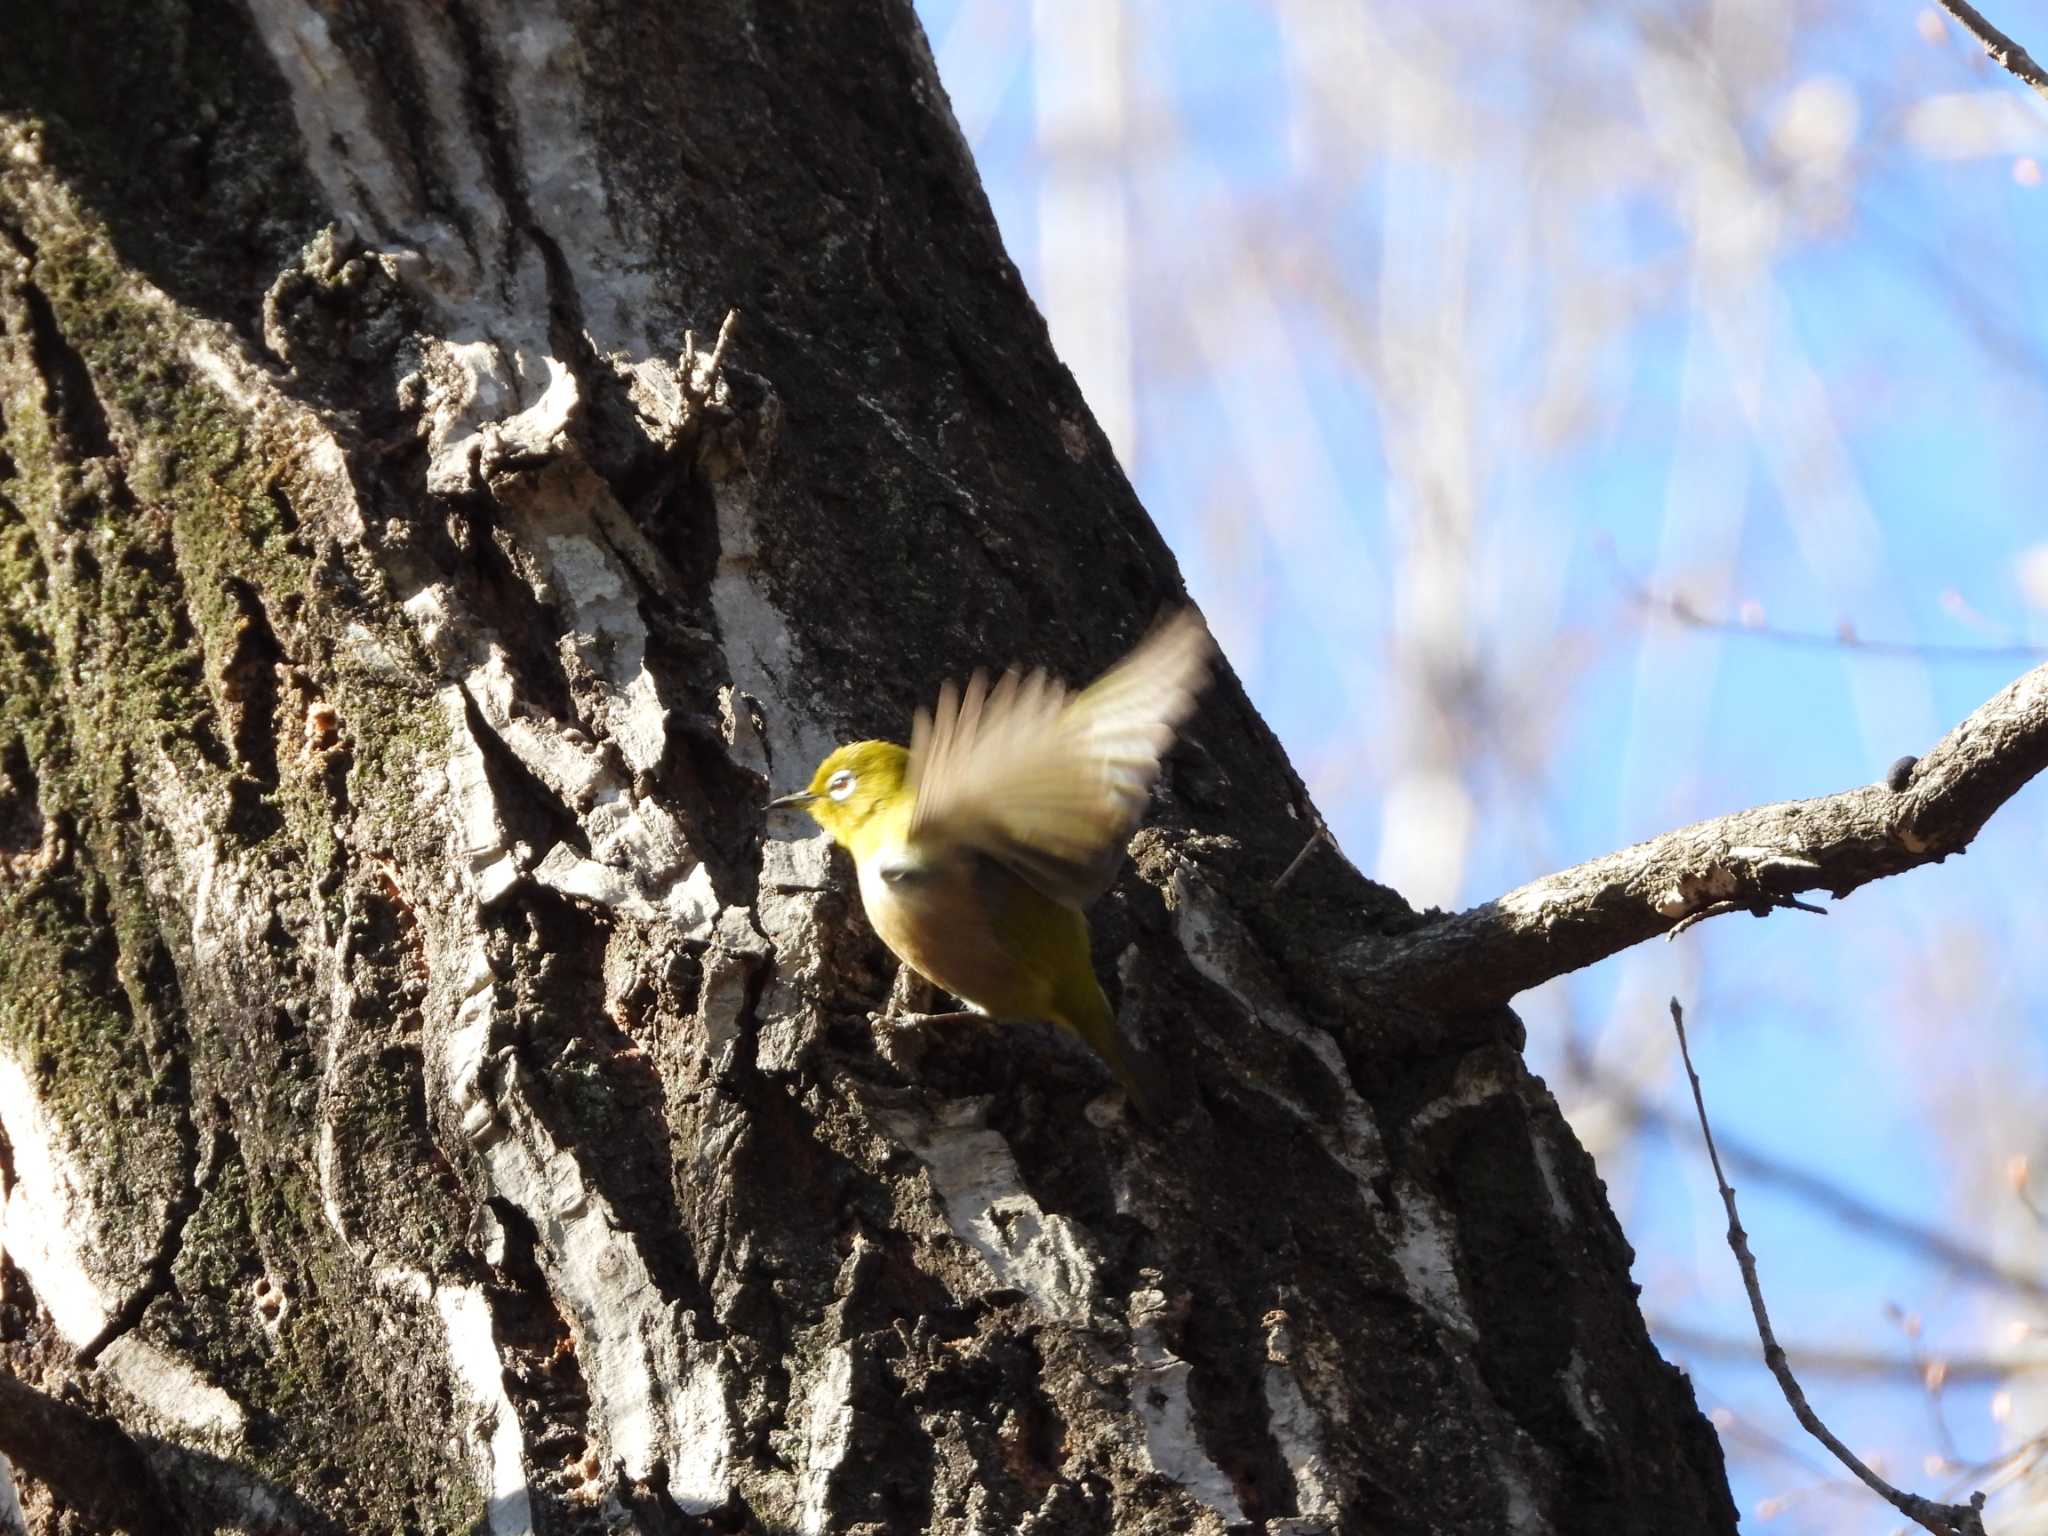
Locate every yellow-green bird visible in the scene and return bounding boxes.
[767,611,1213,1107]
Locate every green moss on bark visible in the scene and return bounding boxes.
[0,136,485,1531]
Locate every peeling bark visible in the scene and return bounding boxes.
[0,3,1753,1533]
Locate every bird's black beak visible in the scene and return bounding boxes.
[765,790,817,811]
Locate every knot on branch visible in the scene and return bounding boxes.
[1656,846,1830,936]
[260,222,414,390]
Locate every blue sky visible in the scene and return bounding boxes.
[917,0,2048,1527]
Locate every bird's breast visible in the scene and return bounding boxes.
[856,839,1044,1019]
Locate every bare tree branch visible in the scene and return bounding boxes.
[1669,999,1989,1536]
[1350,661,2048,1007]
[1936,0,2048,108]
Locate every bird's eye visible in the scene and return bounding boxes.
[827,769,857,801]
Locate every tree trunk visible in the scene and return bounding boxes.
[0,3,1736,1532]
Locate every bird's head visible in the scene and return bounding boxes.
[767,739,910,846]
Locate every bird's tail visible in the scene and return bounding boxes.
[1059,972,1159,1121]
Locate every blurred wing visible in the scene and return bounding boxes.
[908,610,1213,907]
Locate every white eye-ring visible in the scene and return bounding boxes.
[826,769,857,801]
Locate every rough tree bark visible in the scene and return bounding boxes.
[5,4,2034,1534]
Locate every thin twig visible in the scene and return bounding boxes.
[1666,893,1827,940]
[2006,1156,2048,1230]
[1886,1302,1966,1466]
[701,307,741,393]
[1273,823,1329,890]
[1605,545,2048,662]
[679,308,743,420]
[1947,1433,2048,1506]
[1935,0,2048,108]
[2016,1187,2048,1231]
[1668,998,1990,1536]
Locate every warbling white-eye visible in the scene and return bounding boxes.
[767,611,1213,1108]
